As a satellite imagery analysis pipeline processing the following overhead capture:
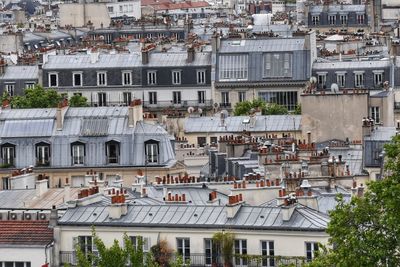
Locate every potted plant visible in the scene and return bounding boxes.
[212,231,235,267]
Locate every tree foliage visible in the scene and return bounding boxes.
[212,231,235,266]
[69,94,89,107]
[308,135,400,266]
[9,85,63,108]
[233,99,288,116]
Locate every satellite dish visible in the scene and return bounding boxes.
[309,76,317,84]
[187,106,194,113]
[197,108,203,114]
[331,83,339,93]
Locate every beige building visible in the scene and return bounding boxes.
[59,3,111,28]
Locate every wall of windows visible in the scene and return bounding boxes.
[258,91,298,111]
[218,54,248,81]
[263,53,292,78]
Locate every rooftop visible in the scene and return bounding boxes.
[0,220,53,246]
[219,38,306,53]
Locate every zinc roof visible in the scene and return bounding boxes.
[1,119,54,137]
[313,59,390,70]
[184,115,301,133]
[43,52,211,70]
[219,38,306,53]
[58,204,329,231]
[0,65,38,80]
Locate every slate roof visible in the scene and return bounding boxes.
[309,4,366,13]
[313,59,390,70]
[219,38,306,53]
[0,65,39,80]
[0,220,53,246]
[184,115,301,133]
[58,204,329,231]
[43,52,211,69]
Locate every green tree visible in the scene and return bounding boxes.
[233,99,288,116]
[293,104,301,115]
[264,103,288,115]
[309,135,400,266]
[69,94,89,107]
[10,85,63,108]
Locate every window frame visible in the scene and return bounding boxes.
[147,70,157,85]
[145,140,159,164]
[235,239,248,266]
[173,91,182,105]
[35,142,51,167]
[305,242,319,262]
[176,238,190,262]
[172,70,182,85]
[148,91,157,105]
[197,70,206,84]
[106,140,120,164]
[1,143,15,167]
[122,71,132,86]
[97,71,107,86]
[261,240,274,267]
[370,106,381,124]
[48,72,58,87]
[71,141,85,165]
[4,83,15,96]
[198,90,206,104]
[72,72,83,87]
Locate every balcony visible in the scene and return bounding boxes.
[60,251,306,267]
[219,102,232,108]
[143,100,213,109]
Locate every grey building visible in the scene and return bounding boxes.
[212,31,317,111]
[42,50,213,111]
[306,4,370,29]
[0,65,38,97]
[312,59,393,90]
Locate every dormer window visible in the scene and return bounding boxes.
[145,140,159,164]
[71,141,85,165]
[1,143,15,167]
[106,140,120,164]
[36,142,50,166]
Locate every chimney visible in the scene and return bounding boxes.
[90,50,100,64]
[109,194,127,220]
[49,205,58,227]
[64,178,71,203]
[0,57,6,75]
[187,45,195,63]
[282,205,296,221]
[128,99,143,127]
[56,99,69,130]
[226,194,243,218]
[36,179,48,197]
[142,50,149,65]
[211,32,221,52]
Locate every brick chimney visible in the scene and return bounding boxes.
[35,179,48,197]
[187,45,195,63]
[64,178,71,203]
[226,194,243,218]
[128,99,143,127]
[56,99,69,131]
[109,194,127,220]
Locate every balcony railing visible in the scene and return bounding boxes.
[143,100,213,109]
[60,251,306,267]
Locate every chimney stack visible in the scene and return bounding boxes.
[226,194,243,218]
[56,99,69,131]
[0,57,6,75]
[128,99,143,127]
[35,179,48,197]
[187,45,195,63]
[90,49,100,64]
[64,178,71,203]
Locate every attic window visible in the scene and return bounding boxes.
[145,140,159,164]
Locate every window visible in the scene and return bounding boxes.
[4,84,14,96]
[354,72,364,88]
[238,91,246,102]
[197,70,206,84]
[97,72,107,86]
[108,6,113,12]
[219,54,248,81]
[305,242,319,262]
[173,91,181,105]
[71,142,85,165]
[123,92,132,106]
[221,92,230,107]
[73,72,83,87]
[172,70,181,85]
[75,236,97,259]
[235,239,247,266]
[35,142,50,166]
[263,53,292,78]
[48,72,58,87]
[2,177,10,190]
[147,71,157,85]
[210,137,218,145]
[145,141,159,164]
[149,92,157,105]
[258,91,298,111]
[122,71,132,86]
[340,15,348,25]
[198,91,205,104]
[373,71,383,87]
[204,239,219,266]
[130,236,150,252]
[328,15,336,25]
[336,73,346,87]
[197,137,206,147]
[25,82,35,89]
[98,92,107,107]
[106,140,120,164]
[357,14,365,24]
[0,262,31,267]
[1,143,15,166]
[261,241,274,267]
[311,15,319,25]
[371,106,380,124]
[317,73,327,89]
[177,238,190,262]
